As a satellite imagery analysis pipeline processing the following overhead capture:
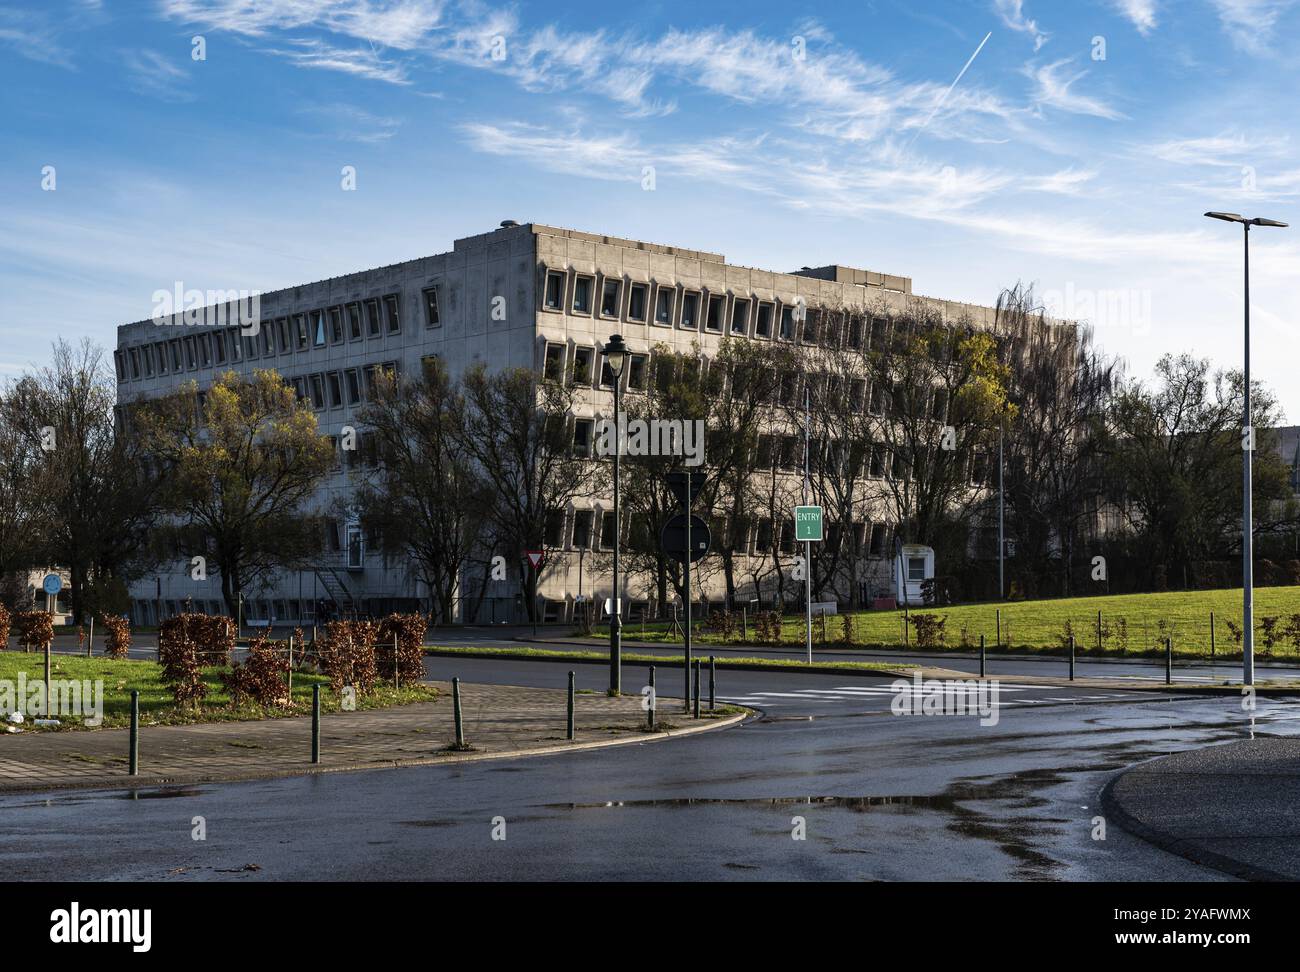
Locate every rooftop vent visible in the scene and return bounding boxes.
[500,219,519,228]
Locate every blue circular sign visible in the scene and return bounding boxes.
[42,573,62,596]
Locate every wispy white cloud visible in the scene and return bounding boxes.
[262,38,412,84]
[1147,131,1290,166]
[1026,167,1099,195]
[1112,0,1158,34]
[1025,58,1126,120]
[994,0,1049,50]
[123,48,192,101]
[1207,0,1299,53]
[299,103,402,142]
[0,8,73,66]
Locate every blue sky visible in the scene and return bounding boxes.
[2,0,1298,417]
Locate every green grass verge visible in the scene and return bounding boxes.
[584,585,1300,659]
[0,651,437,731]
[426,644,912,673]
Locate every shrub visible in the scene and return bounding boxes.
[908,613,947,648]
[157,617,206,707]
[0,603,10,649]
[1225,619,1243,647]
[1284,614,1300,655]
[100,614,131,660]
[708,610,736,640]
[13,611,54,652]
[841,612,856,645]
[315,620,378,695]
[1057,620,1076,650]
[374,613,428,684]
[220,633,289,707]
[1260,616,1280,656]
[160,614,234,666]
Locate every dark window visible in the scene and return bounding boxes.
[543,510,565,547]
[573,419,594,458]
[705,294,724,332]
[653,286,674,325]
[730,298,750,335]
[345,369,361,405]
[680,292,700,329]
[600,512,616,549]
[628,283,648,322]
[423,287,440,327]
[365,299,382,337]
[309,374,326,409]
[347,302,363,340]
[572,275,593,314]
[600,278,622,317]
[869,523,886,556]
[543,343,566,382]
[183,336,196,369]
[779,305,796,340]
[128,348,141,379]
[755,302,774,338]
[544,270,565,310]
[571,346,594,385]
[384,295,401,334]
[212,332,226,364]
[227,328,242,362]
[312,311,326,348]
[294,314,309,350]
[627,353,649,391]
[571,510,594,550]
[197,333,211,366]
[327,372,343,408]
[328,306,344,344]
[114,351,126,379]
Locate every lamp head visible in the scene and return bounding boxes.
[603,334,628,378]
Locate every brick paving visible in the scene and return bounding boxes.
[0,681,739,793]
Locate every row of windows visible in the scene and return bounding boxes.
[541,267,939,351]
[540,341,953,423]
[286,361,398,412]
[115,290,437,382]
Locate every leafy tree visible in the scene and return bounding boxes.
[354,361,491,624]
[2,339,160,622]
[1106,352,1291,587]
[450,364,600,622]
[137,369,334,616]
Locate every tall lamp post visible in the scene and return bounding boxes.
[1204,211,1288,687]
[602,334,628,694]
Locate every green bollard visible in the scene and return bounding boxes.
[709,655,716,711]
[453,676,465,748]
[311,684,321,764]
[566,670,575,741]
[128,690,139,776]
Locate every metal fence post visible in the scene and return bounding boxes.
[394,632,401,689]
[709,655,716,711]
[693,659,701,719]
[647,665,656,730]
[1166,637,1172,685]
[1210,612,1216,662]
[311,684,320,764]
[453,676,465,748]
[1069,634,1075,681]
[979,634,986,678]
[128,690,139,776]
[566,670,575,741]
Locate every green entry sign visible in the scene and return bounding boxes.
[795,505,823,542]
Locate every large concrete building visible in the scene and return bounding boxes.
[115,220,1011,627]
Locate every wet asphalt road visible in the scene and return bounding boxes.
[4,655,1297,881]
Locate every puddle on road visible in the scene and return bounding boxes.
[119,788,207,800]
[542,794,956,811]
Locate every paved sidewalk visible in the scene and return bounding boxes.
[0,681,742,793]
[1103,737,1300,880]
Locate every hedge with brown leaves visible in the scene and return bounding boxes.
[0,603,10,649]
[315,620,378,694]
[100,614,131,660]
[160,613,235,666]
[13,611,53,652]
[374,613,428,684]
[156,616,206,707]
[220,632,290,707]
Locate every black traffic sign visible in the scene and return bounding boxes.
[666,471,707,512]
[661,513,711,564]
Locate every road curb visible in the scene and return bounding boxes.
[424,646,917,678]
[0,704,751,796]
[1099,753,1291,882]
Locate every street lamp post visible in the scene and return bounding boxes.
[1204,212,1288,687]
[602,334,628,695]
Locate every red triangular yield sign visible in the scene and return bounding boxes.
[525,550,545,570]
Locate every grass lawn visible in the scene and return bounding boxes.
[0,651,437,731]
[588,586,1300,659]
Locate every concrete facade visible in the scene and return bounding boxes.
[115,221,1010,626]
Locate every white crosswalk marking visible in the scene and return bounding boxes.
[721,683,1141,709]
